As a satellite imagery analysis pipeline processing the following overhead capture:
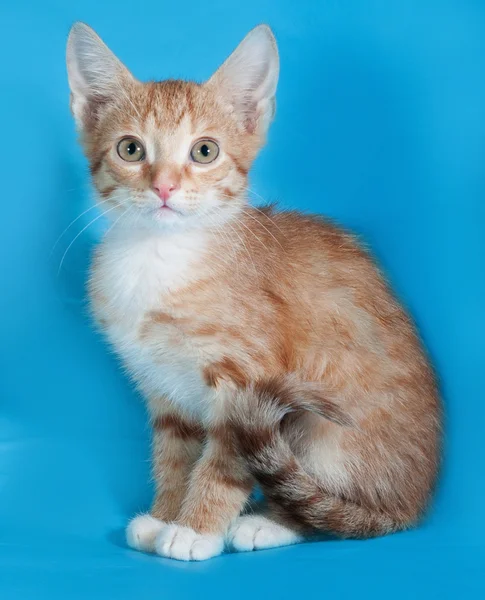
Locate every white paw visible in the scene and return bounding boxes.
[126,514,166,553]
[227,515,303,552]
[155,524,224,561]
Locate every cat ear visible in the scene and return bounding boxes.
[208,25,279,135]
[66,22,135,128]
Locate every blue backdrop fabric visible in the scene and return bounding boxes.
[1,1,484,598]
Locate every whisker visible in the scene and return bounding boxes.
[204,214,238,273]
[240,209,285,250]
[51,194,128,256]
[103,204,134,238]
[245,186,268,203]
[206,212,234,248]
[245,190,286,234]
[217,189,285,238]
[250,205,285,234]
[233,216,272,255]
[63,185,92,193]
[57,204,119,275]
[50,202,103,256]
[224,219,258,277]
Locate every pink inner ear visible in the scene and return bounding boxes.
[244,102,258,134]
[207,26,278,136]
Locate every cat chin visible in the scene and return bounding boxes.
[152,207,183,225]
[129,206,191,231]
[149,208,237,233]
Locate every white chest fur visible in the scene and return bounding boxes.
[89,227,216,419]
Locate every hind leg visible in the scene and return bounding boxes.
[227,511,305,552]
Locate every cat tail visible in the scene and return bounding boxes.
[229,377,400,538]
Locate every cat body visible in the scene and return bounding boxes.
[67,23,441,561]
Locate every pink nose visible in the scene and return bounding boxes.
[153,181,180,202]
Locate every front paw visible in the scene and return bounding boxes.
[155,524,224,561]
[126,513,166,553]
[227,515,303,552]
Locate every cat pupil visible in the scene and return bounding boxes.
[128,143,136,154]
[201,144,209,156]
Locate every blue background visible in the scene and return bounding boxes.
[1,0,484,598]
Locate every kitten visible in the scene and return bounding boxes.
[66,22,441,561]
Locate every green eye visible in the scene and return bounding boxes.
[190,139,219,164]
[117,137,146,162]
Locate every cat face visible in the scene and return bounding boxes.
[67,23,279,231]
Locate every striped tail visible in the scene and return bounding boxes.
[229,378,402,538]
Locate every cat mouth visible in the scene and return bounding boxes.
[158,200,182,214]
[154,203,183,219]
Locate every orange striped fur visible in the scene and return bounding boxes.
[67,23,441,561]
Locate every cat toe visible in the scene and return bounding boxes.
[126,513,166,553]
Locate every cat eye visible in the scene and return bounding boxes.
[117,137,146,162]
[190,139,220,164]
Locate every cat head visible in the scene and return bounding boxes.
[66,23,279,232]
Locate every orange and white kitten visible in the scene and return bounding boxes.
[66,22,441,561]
